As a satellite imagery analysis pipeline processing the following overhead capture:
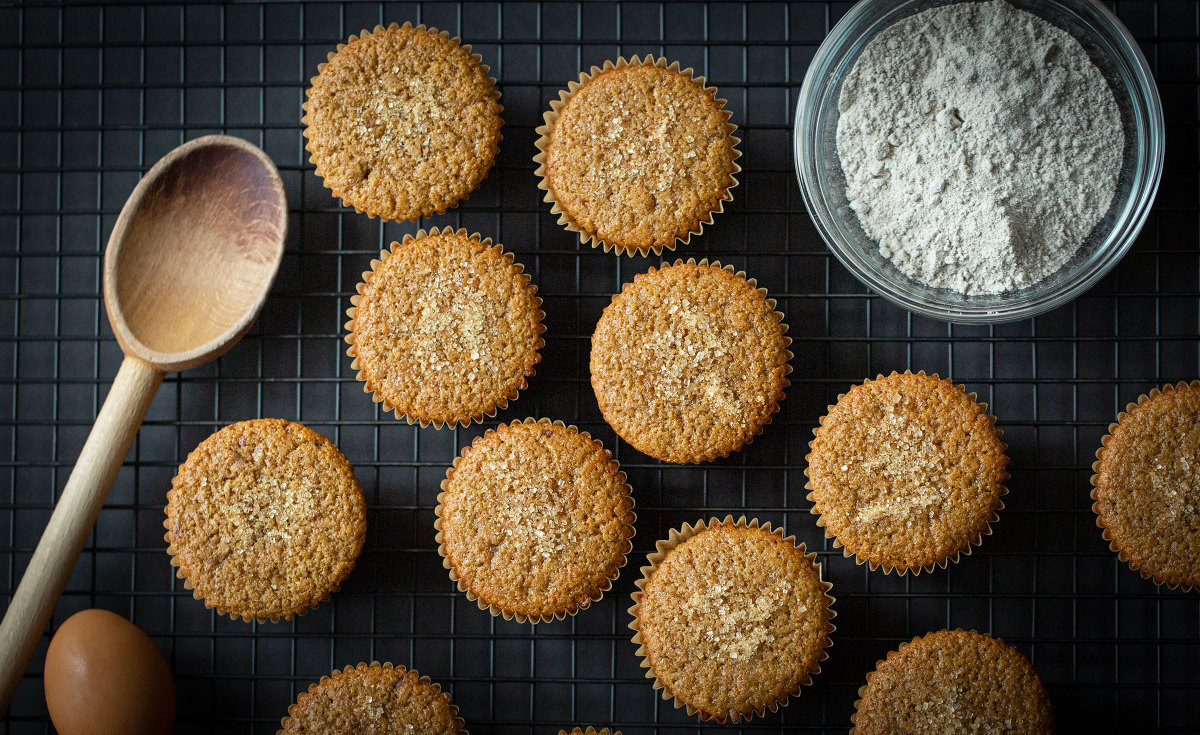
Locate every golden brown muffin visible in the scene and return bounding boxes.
[535,56,740,256]
[279,662,464,735]
[629,517,834,723]
[346,227,544,428]
[559,729,617,735]
[851,629,1055,734]
[164,419,366,622]
[1091,380,1200,591]
[806,372,1008,574]
[590,259,790,463]
[303,22,502,221]
[436,418,636,622]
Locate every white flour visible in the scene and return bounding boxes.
[836,0,1124,295]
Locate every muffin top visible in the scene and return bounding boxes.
[852,629,1055,734]
[164,419,366,622]
[559,729,616,735]
[437,419,635,621]
[1092,381,1200,590]
[806,372,1008,573]
[347,229,543,428]
[540,58,738,255]
[634,520,833,723]
[279,662,463,735]
[590,260,789,463]
[303,22,502,221]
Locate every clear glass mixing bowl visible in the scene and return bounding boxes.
[794,0,1164,324]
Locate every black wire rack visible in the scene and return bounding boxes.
[1,1,1198,733]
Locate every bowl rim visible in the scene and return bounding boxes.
[793,0,1165,325]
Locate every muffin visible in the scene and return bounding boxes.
[806,371,1008,574]
[851,629,1055,734]
[279,662,464,735]
[629,517,835,723]
[1091,380,1200,591]
[346,227,544,428]
[560,729,617,735]
[435,418,636,622]
[534,56,740,256]
[303,22,502,221]
[164,419,366,622]
[590,259,790,463]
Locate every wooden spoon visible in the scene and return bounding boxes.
[0,135,287,709]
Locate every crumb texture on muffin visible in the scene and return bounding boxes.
[633,519,833,722]
[164,419,366,622]
[347,228,543,428]
[539,58,738,254]
[590,260,789,463]
[1092,380,1200,590]
[806,372,1007,572]
[851,629,1055,734]
[437,419,635,621]
[279,662,463,735]
[303,22,502,221]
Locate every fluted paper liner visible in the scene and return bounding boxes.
[435,418,637,623]
[302,22,502,221]
[1090,380,1200,592]
[277,661,467,735]
[533,55,741,256]
[805,370,1008,575]
[345,226,545,429]
[627,515,836,724]
[593,258,791,462]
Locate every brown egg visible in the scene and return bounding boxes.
[43,608,176,735]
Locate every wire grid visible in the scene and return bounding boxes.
[0,1,1197,733]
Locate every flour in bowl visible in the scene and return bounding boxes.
[835,0,1124,295]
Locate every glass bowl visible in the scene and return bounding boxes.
[794,0,1163,324]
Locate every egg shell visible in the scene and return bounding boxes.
[43,608,176,735]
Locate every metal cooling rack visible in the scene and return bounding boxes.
[1,1,1198,733]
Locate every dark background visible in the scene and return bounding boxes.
[1,1,1197,733]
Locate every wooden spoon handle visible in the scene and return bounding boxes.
[0,356,163,712]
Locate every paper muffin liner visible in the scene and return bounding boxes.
[805,370,1009,576]
[277,661,466,735]
[1090,379,1200,592]
[345,226,545,429]
[848,629,1055,733]
[533,55,741,257]
[301,22,503,222]
[627,515,836,724]
[434,417,637,623]
[593,257,791,463]
[163,424,366,625]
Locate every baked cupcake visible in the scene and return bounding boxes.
[534,56,740,256]
[629,517,834,723]
[279,662,465,735]
[435,418,636,622]
[1091,380,1200,591]
[851,629,1055,734]
[560,729,617,735]
[806,371,1008,574]
[303,22,502,221]
[164,419,366,622]
[346,227,544,428]
[590,259,790,463]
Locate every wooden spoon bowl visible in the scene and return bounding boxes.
[0,135,287,711]
[107,136,286,370]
